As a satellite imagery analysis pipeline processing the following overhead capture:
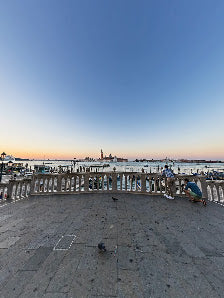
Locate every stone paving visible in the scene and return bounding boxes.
[0,193,224,297]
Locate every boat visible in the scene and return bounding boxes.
[34,165,51,174]
[2,155,16,163]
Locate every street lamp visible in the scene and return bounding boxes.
[0,152,6,183]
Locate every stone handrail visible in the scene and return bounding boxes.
[0,173,223,203]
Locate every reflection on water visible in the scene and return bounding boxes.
[22,160,224,175]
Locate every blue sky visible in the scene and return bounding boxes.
[0,0,224,159]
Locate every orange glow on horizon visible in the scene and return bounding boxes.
[3,148,223,161]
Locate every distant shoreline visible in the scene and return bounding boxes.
[14,158,224,163]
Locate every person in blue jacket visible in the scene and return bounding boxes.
[183,178,206,206]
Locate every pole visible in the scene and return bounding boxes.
[0,162,3,183]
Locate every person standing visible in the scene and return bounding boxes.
[183,178,206,206]
[162,165,175,199]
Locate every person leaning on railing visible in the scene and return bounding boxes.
[162,165,175,200]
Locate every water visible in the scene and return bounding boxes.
[20,160,224,175]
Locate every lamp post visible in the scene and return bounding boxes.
[0,152,6,183]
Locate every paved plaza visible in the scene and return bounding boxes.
[0,193,224,297]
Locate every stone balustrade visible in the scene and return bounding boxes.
[0,179,31,201]
[206,180,224,202]
[0,173,223,204]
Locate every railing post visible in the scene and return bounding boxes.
[78,175,81,192]
[112,173,117,191]
[57,176,62,192]
[84,173,89,192]
[120,174,122,191]
[125,175,127,191]
[154,176,158,192]
[158,177,162,194]
[141,174,146,192]
[7,180,14,200]
[215,184,220,202]
[130,176,133,191]
[24,182,27,197]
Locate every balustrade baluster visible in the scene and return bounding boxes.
[107,175,109,190]
[69,177,73,192]
[120,175,122,191]
[57,176,62,192]
[164,178,167,194]
[208,183,213,201]
[73,176,76,192]
[84,174,89,192]
[178,179,182,194]
[19,183,22,199]
[102,175,105,191]
[129,177,132,191]
[24,182,27,197]
[79,175,81,192]
[154,176,158,193]
[7,180,14,200]
[221,184,224,201]
[158,178,162,194]
[46,178,50,193]
[141,174,146,193]
[125,175,127,191]
[215,185,220,202]
[15,183,18,199]
[37,178,41,192]
[96,176,99,191]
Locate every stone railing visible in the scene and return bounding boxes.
[0,179,31,202]
[0,173,223,204]
[206,180,224,203]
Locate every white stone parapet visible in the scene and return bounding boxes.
[0,173,223,203]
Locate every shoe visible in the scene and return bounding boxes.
[167,196,174,200]
[202,200,207,206]
[163,194,168,198]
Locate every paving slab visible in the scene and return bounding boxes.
[19,250,67,297]
[22,247,52,271]
[0,193,224,297]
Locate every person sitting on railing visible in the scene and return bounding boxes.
[183,178,206,206]
[162,165,175,200]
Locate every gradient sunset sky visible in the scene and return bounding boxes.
[1,0,224,160]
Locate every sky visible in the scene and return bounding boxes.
[0,0,224,160]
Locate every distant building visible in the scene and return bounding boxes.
[99,150,128,162]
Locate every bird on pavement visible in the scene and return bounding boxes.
[98,242,106,252]
[112,197,118,202]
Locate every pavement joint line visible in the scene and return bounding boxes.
[0,197,28,208]
[19,269,38,272]
[53,234,77,251]
[212,201,224,207]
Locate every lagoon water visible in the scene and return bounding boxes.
[22,160,224,175]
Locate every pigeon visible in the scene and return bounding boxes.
[112,197,118,202]
[98,242,106,252]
